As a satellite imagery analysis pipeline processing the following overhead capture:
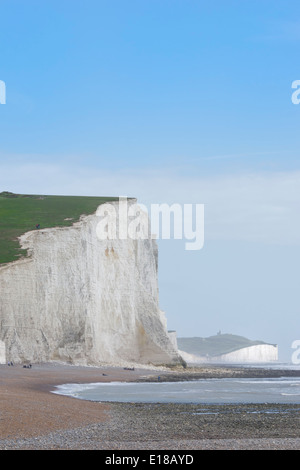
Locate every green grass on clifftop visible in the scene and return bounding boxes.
[0,191,118,265]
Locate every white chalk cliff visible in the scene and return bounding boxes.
[0,200,180,366]
[179,344,278,364]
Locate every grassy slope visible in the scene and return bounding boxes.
[177,334,276,357]
[0,192,118,264]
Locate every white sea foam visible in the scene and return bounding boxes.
[53,377,300,404]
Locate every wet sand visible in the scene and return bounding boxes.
[1,362,300,450]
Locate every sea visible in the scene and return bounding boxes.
[53,363,300,405]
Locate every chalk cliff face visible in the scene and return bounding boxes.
[179,344,278,364]
[0,201,180,366]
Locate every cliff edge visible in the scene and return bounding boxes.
[0,196,180,366]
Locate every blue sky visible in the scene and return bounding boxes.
[1,0,300,361]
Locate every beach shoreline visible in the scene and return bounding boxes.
[1,362,300,450]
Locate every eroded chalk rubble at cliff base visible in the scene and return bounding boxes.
[0,201,181,366]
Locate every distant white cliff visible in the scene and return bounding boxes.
[179,344,278,364]
[0,200,180,366]
[177,334,278,364]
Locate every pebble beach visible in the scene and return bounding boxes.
[1,362,300,450]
